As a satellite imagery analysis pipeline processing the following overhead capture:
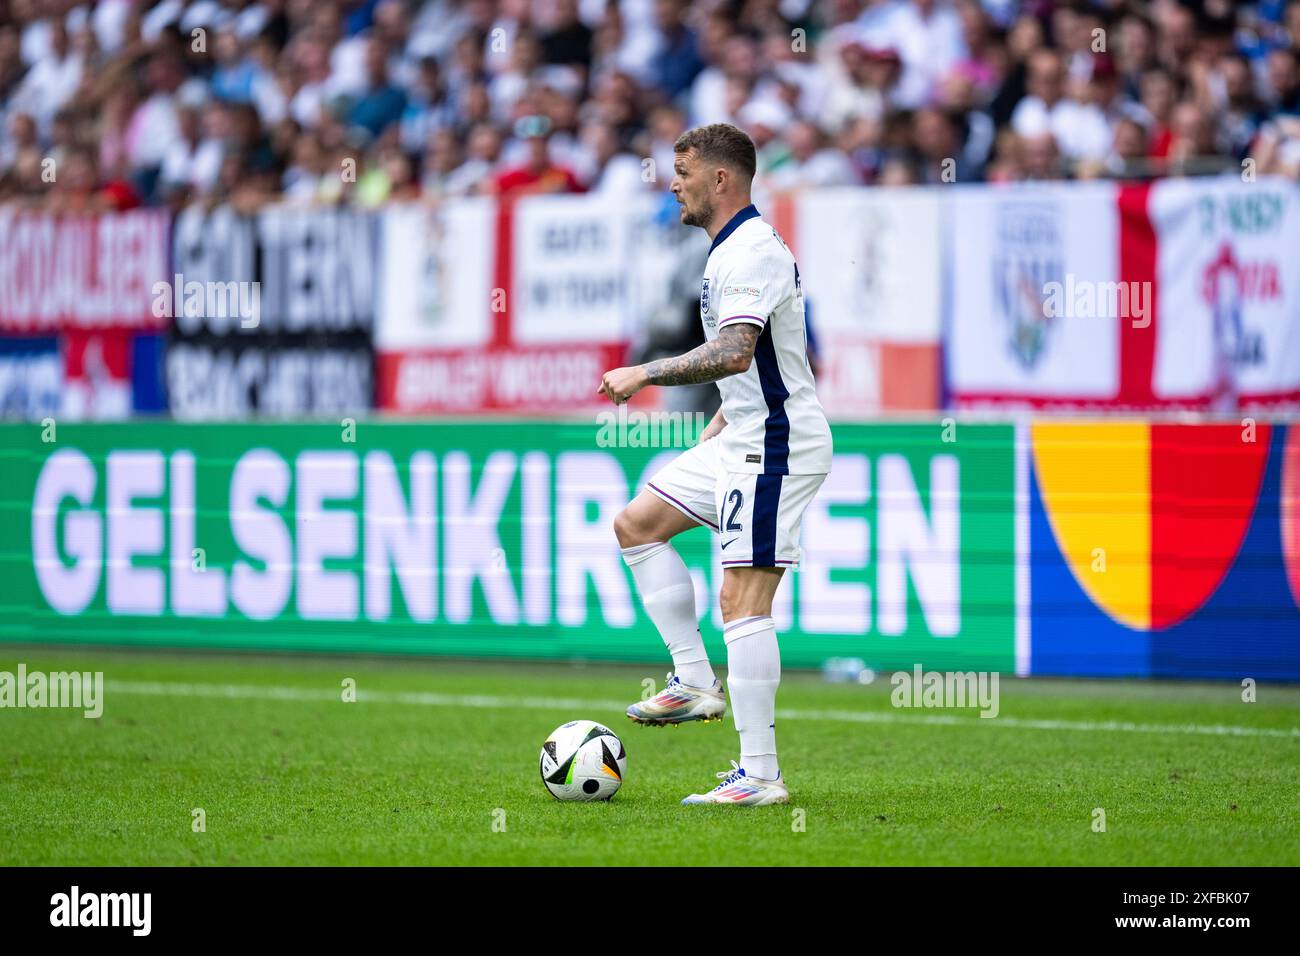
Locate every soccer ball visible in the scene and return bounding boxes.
[540,720,627,801]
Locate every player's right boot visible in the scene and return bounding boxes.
[626,672,726,726]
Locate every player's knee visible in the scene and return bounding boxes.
[613,508,643,549]
[720,572,777,622]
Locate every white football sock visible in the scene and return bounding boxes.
[622,542,716,689]
[724,615,781,781]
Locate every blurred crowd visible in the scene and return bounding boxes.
[3,0,1300,212]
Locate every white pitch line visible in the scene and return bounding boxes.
[107,680,1300,740]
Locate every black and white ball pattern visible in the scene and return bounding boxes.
[539,720,627,801]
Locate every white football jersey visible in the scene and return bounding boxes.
[700,205,832,475]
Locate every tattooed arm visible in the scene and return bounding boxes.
[597,324,761,404]
[644,324,761,385]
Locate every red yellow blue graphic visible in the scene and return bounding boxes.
[1284,428,1300,608]
[1030,422,1300,679]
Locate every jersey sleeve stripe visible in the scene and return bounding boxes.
[718,314,766,326]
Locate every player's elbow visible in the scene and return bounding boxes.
[724,353,752,375]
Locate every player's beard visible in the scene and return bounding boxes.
[681,195,714,230]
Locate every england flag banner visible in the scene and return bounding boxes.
[1149,177,1300,409]
[947,182,1123,407]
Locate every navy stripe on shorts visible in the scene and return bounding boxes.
[751,474,783,567]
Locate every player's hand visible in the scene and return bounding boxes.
[698,416,726,442]
[597,366,649,404]
[696,404,727,442]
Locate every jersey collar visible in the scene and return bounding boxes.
[709,204,760,255]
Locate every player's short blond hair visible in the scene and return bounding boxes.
[673,123,757,184]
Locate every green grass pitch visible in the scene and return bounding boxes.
[1,647,1297,866]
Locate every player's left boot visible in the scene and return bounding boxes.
[626,672,726,726]
[680,760,789,806]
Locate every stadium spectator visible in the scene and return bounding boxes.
[878,149,923,185]
[487,113,582,196]
[642,102,687,187]
[4,0,1300,214]
[357,139,421,204]
[540,0,592,70]
[1136,66,1179,161]
[9,15,82,135]
[821,41,902,133]
[418,124,460,195]
[855,0,968,110]
[765,118,858,190]
[282,129,329,201]
[1167,99,1218,172]
[439,119,500,195]
[0,109,37,176]
[1113,11,1157,100]
[347,35,408,140]
[158,80,223,200]
[399,54,451,154]
[0,23,24,105]
[651,0,704,101]
[911,106,985,182]
[1020,129,1067,181]
[691,30,760,127]
[1267,46,1300,113]
[1101,115,1150,178]
[1252,111,1300,176]
[578,119,647,193]
[945,0,1005,107]
[1010,47,1109,160]
[1214,53,1265,159]
[211,25,257,103]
